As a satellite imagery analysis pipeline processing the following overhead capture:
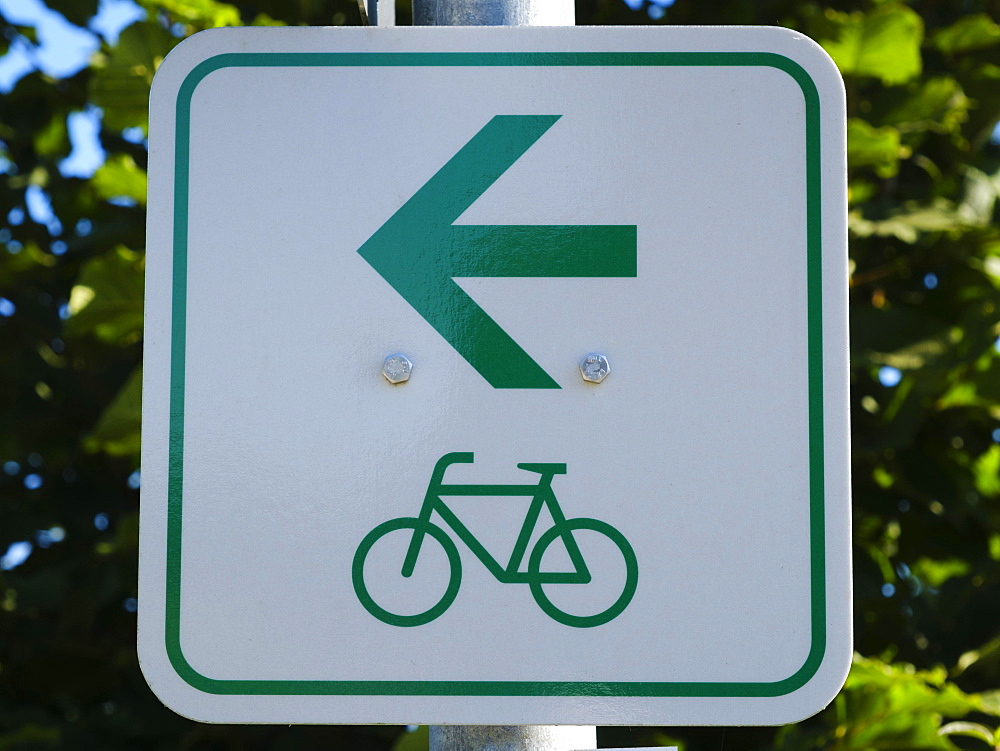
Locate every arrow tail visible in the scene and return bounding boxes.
[447,225,637,277]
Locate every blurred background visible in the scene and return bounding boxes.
[1,0,1000,748]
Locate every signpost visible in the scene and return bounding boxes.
[139,24,851,730]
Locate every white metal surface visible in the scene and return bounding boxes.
[139,25,851,726]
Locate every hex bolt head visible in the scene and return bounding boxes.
[580,353,611,384]
[382,354,412,384]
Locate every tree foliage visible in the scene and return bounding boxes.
[0,0,999,748]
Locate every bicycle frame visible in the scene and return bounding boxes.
[401,452,591,585]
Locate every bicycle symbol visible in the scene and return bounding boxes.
[352,452,638,628]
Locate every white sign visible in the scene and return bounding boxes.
[140,25,851,726]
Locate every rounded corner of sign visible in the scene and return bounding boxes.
[771,643,853,725]
[758,28,846,101]
[141,679,227,725]
[824,637,855,696]
[138,637,230,720]
[777,679,850,727]
[149,31,205,85]
[136,647,197,717]
[150,30,241,105]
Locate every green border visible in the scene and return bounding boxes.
[167,51,826,698]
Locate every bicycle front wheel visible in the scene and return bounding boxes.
[352,517,461,628]
[528,518,638,628]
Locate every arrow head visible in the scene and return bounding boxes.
[359,115,637,389]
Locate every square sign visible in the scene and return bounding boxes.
[140,25,851,726]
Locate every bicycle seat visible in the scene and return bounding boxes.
[517,462,567,475]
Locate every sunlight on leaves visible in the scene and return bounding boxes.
[939,721,996,747]
[137,0,241,28]
[973,445,1000,497]
[912,557,971,588]
[931,14,1000,54]
[64,246,144,345]
[776,655,990,749]
[881,77,970,136]
[92,153,147,207]
[90,22,178,134]
[847,118,909,177]
[818,4,923,85]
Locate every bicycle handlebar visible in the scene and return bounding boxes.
[430,452,475,485]
[517,462,567,475]
[429,453,568,488]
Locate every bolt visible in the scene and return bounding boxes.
[580,353,611,384]
[381,354,412,384]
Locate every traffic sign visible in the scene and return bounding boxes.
[139,25,851,726]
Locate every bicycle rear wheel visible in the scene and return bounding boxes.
[528,518,637,628]
[352,517,461,627]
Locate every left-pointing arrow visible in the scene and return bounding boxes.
[358,114,637,389]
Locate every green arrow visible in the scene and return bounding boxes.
[358,115,637,389]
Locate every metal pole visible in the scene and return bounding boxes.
[365,0,396,26]
[414,0,574,26]
[430,725,597,751]
[412,3,588,750]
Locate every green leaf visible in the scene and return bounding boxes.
[64,246,144,345]
[911,557,971,587]
[848,118,909,177]
[0,724,60,749]
[849,178,878,204]
[939,721,995,746]
[957,636,1000,678]
[850,202,966,243]
[89,23,178,134]
[788,655,985,750]
[852,306,954,364]
[937,352,1000,407]
[32,113,69,157]
[248,12,286,27]
[92,153,147,206]
[85,366,141,461]
[958,166,1000,227]
[932,14,1000,54]
[973,445,1000,497]
[13,24,39,45]
[135,0,241,28]
[873,465,895,489]
[392,726,428,751]
[880,77,970,136]
[52,0,99,27]
[979,689,1000,717]
[819,4,924,85]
